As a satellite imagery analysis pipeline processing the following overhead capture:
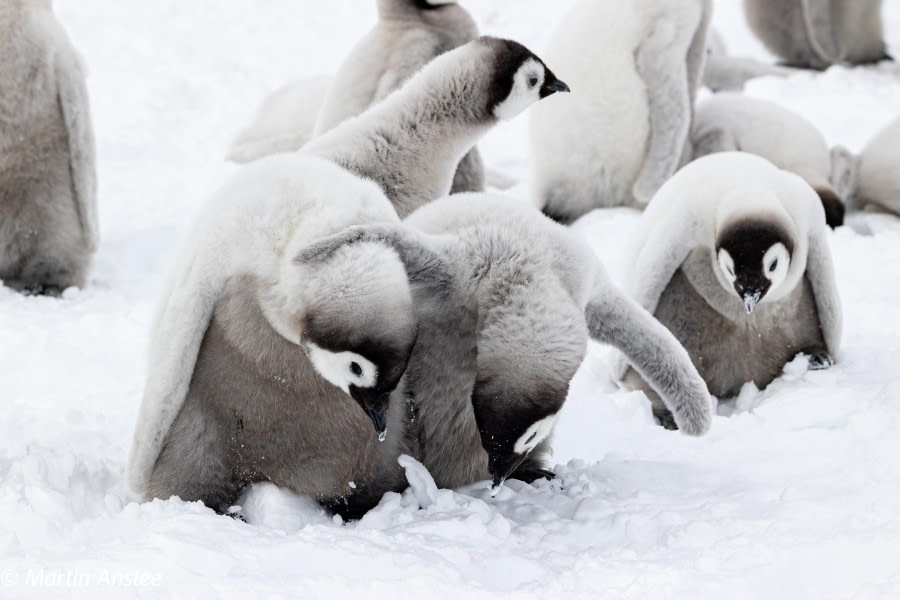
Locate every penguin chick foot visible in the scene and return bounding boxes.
[508,465,555,485]
[806,351,834,370]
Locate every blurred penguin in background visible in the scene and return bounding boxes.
[744,0,890,69]
[0,0,97,295]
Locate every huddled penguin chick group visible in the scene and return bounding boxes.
[0,0,97,295]
[8,0,894,520]
[300,196,711,493]
[616,153,842,426]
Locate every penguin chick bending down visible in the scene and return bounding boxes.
[831,116,900,217]
[230,0,485,193]
[617,152,841,427]
[304,36,569,218]
[298,196,712,494]
[744,0,889,69]
[0,0,97,295]
[530,0,711,222]
[128,155,418,518]
[692,95,845,228]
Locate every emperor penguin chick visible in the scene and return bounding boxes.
[744,0,889,69]
[230,0,484,193]
[298,196,712,494]
[128,155,418,519]
[304,36,569,217]
[618,152,842,427]
[530,0,712,222]
[0,0,97,295]
[831,116,900,217]
[692,95,845,227]
[703,29,794,92]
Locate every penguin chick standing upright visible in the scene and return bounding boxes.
[617,152,842,427]
[305,36,569,217]
[0,0,97,295]
[744,0,889,69]
[298,196,713,493]
[831,116,900,217]
[128,155,418,518]
[692,95,845,227]
[530,0,711,222]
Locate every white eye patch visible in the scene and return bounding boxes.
[513,413,559,455]
[493,58,545,120]
[306,343,377,393]
[762,242,790,290]
[717,249,736,283]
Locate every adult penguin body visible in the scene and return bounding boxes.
[617,152,841,426]
[692,94,844,227]
[299,196,713,493]
[744,0,889,69]
[0,0,97,294]
[530,0,712,222]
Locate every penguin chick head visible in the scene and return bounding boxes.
[470,279,587,491]
[715,219,794,314]
[477,36,570,121]
[298,241,418,438]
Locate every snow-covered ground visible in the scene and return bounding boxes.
[2,0,899,597]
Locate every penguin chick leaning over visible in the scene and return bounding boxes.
[831,116,900,217]
[692,94,845,228]
[530,0,711,222]
[304,36,569,217]
[0,0,97,295]
[616,152,842,428]
[744,0,889,70]
[128,155,418,518]
[298,196,713,495]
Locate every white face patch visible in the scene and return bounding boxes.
[513,413,559,455]
[493,58,545,121]
[306,343,377,394]
[762,242,790,292]
[717,249,736,284]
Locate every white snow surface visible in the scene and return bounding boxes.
[2,1,900,598]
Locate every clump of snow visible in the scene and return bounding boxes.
[1,0,899,597]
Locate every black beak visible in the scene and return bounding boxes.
[489,453,528,497]
[363,406,387,441]
[540,77,570,98]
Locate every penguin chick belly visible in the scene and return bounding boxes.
[151,275,407,511]
[652,264,826,398]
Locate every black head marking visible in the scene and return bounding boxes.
[716,218,794,306]
[476,36,568,116]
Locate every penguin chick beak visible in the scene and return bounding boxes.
[742,291,762,315]
[490,472,505,497]
[363,406,388,441]
[540,77,570,98]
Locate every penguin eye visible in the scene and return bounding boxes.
[525,432,537,444]
[769,259,778,273]
[528,76,538,87]
[349,362,362,377]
